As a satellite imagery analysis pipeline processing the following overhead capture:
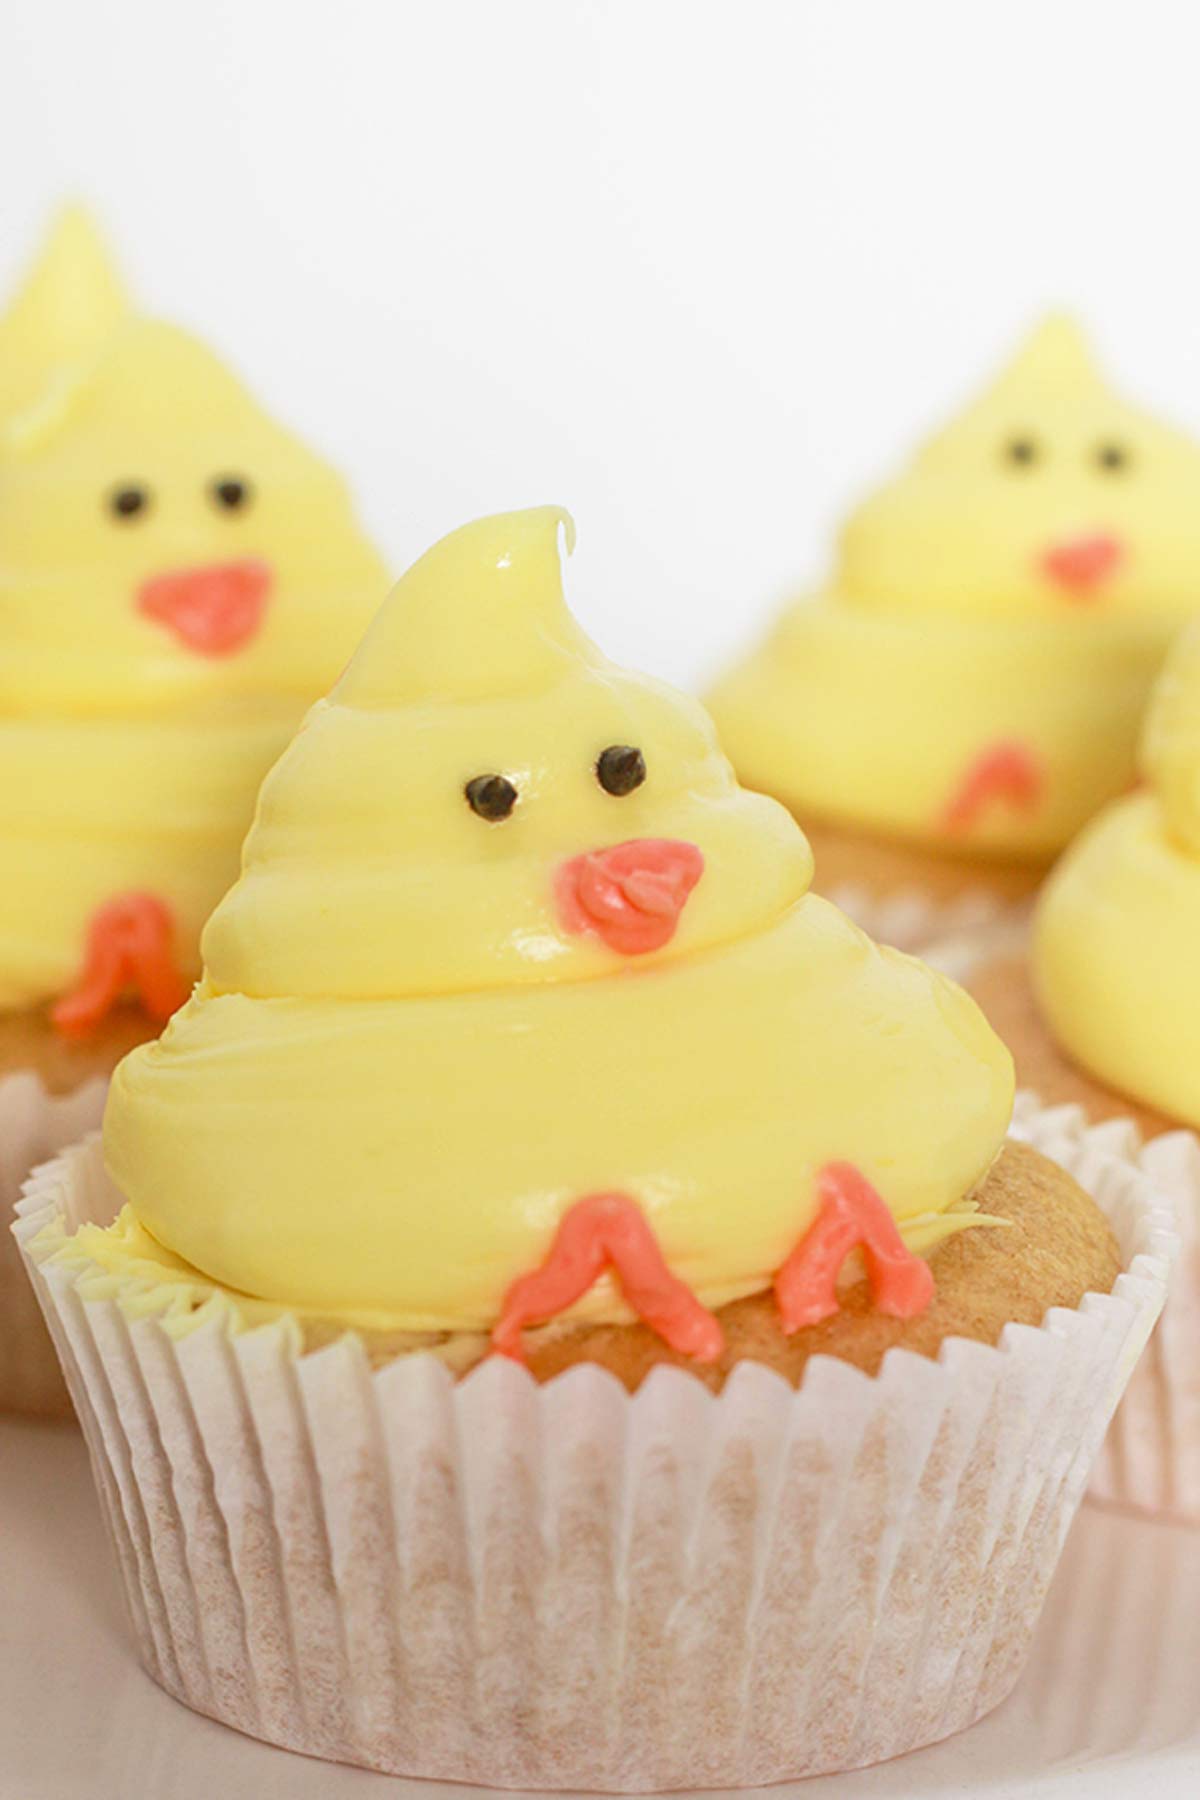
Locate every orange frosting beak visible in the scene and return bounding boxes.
[137,558,273,655]
[556,838,704,955]
[1040,532,1123,598]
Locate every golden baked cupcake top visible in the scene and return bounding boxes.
[0,209,387,1034]
[709,316,1200,862]
[101,508,1014,1363]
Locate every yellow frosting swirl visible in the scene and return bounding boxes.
[1033,620,1200,1126]
[103,509,1013,1330]
[710,317,1200,859]
[0,250,387,1014]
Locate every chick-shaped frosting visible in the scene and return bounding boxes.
[0,293,387,1029]
[710,316,1200,861]
[0,204,128,421]
[1033,619,1200,1126]
[103,509,1013,1355]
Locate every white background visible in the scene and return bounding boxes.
[2,0,1199,689]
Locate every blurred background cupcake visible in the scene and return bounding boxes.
[17,510,1172,1787]
[968,620,1200,1523]
[708,317,1200,945]
[0,205,387,1415]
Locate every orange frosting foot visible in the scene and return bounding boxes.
[493,1192,725,1364]
[52,893,189,1039]
[775,1161,934,1333]
[942,740,1043,834]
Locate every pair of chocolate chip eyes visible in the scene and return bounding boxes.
[465,744,647,822]
[107,476,253,520]
[1003,438,1132,472]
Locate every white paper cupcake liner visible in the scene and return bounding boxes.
[828,881,1034,979]
[12,1112,1173,1791]
[0,1071,107,1415]
[1012,1092,1200,1525]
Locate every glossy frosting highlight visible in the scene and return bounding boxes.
[710,316,1200,859]
[1033,620,1200,1127]
[0,262,387,1017]
[104,509,1013,1331]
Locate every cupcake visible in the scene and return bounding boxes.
[16,511,1171,1788]
[0,206,387,1414]
[968,619,1200,1523]
[708,316,1200,945]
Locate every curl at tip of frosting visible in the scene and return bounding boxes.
[709,316,1200,857]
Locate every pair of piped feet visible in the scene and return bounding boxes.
[51,893,188,1039]
[492,1163,934,1364]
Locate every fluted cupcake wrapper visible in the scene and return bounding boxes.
[0,1071,107,1416]
[12,1113,1174,1791]
[828,882,1033,979]
[1011,1093,1200,1525]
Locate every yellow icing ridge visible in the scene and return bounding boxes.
[0,221,388,1013]
[709,315,1200,857]
[1034,619,1200,1128]
[103,509,1014,1331]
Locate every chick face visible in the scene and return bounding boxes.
[202,509,812,999]
[0,320,386,715]
[840,316,1200,620]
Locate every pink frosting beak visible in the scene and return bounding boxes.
[137,558,273,655]
[1039,533,1123,599]
[556,838,705,956]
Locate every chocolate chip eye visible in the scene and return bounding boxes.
[108,483,151,520]
[1095,442,1131,474]
[211,475,253,511]
[1003,436,1040,469]
[465,773,518,821]
[596,744,647,796]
